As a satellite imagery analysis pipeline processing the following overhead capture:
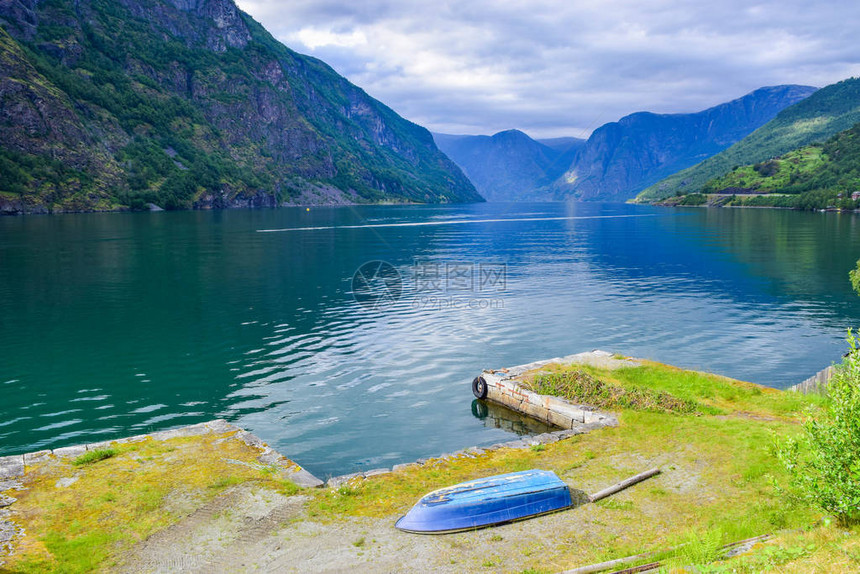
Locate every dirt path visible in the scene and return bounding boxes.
[115,484,597,573]
[113,486,307,573]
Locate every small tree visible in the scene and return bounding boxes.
[850,258,860,296]
[776,331,860,526]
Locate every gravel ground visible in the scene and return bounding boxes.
[112,482,601,573]
[109,452,701,574]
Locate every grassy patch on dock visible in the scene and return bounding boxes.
[527,368,703,413]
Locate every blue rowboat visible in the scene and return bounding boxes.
[395,469,573,534]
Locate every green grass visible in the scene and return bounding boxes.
[39,531,120,574]
[672,522,860,573]
[5,432,311,573]
[596,499,634,511]
[606,362,829,417]
[71,448,117,466]
[665,527,726,568]
[208,475,242,490]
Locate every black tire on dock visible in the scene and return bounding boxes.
[472,376,488,399]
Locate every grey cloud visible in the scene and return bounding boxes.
[236,0,860,138]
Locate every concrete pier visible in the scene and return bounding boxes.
[474,350,625,430]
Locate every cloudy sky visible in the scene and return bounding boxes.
[235,0,860,139]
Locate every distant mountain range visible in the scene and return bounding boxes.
[436,86,817,202]
[554,85,818,202]
[432,130,583,201]
[0,0,480,214]
[638,77,860,203]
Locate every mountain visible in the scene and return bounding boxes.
[638,78,860,203]
[679,121,860,210]
[535,137,586,193]
[0,0,480,214]
[551,85,818,202]
[536,137,586,153]
[433,130,583,201]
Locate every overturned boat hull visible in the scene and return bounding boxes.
[395,469,572,534]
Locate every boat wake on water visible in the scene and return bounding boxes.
[256,213,659,233]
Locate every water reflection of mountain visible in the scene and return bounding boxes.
[573,205,860,331]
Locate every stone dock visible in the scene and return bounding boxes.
[475,349,629,429]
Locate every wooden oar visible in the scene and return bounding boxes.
[588,467,662,503]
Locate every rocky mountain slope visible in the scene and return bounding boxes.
[638,78,860,203]
[552,85,817,202]
[433,130,583,201]
[0,0,480,214]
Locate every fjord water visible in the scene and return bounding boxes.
[2,202,860,477]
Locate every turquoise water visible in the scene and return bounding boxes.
[2,202,860,477]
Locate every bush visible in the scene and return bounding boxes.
[850,258,860,297]
[753,159,780,177]
[775,331,860,526]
